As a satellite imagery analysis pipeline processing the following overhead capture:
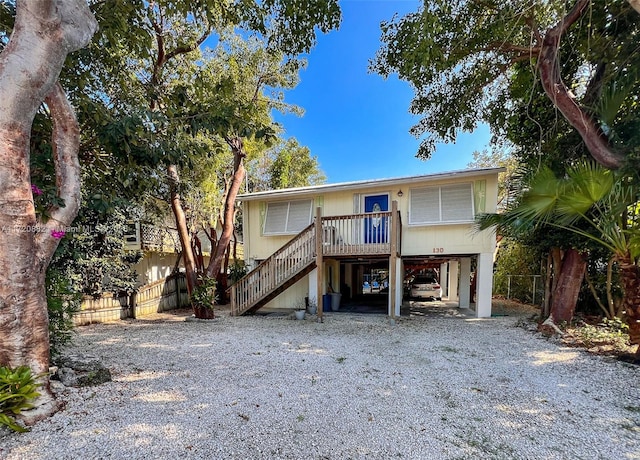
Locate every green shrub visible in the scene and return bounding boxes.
[191,275,217,309]
[0,366,42,433]
[573,317,630,349]
[492,240,543,304]
[229,261,247,283]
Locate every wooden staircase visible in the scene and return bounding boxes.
[229,208,401,316]
[230,224,317,315]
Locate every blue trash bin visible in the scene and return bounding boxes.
[322,294,331,312]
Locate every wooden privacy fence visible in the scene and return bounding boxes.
[73,273,190,326]
[72,292,131,326]
[135,274,190,316]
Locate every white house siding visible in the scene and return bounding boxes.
[401,223,494,258]
[133,252,177,286]
[259,274,311,310]
[132,251,210,286]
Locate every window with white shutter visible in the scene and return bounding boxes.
[409,183,474,225]
[410,187,440,223]
[263,202,288,234]
[263,200,313,235]
[286,200,313,232]
[441,184,474,221]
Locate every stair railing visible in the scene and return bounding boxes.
[230,223,316,315]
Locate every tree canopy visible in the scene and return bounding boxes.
[57,1,340,313]
[372,0,640,170]
[65,1,341,315]
[246,137,326,191]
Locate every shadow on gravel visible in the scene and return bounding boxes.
[404,302,473,318]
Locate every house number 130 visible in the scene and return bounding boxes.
[433,247,444,253]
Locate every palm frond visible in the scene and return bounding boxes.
[475,212,503,232]
[595,69,638,128]
[607,179,639,218]
[566,161,613,204]
[509,166,560,223]
[555,162,613,223]
[543,220,619,255]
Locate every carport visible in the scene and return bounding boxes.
[324,252,493,318]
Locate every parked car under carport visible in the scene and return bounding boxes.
[410,274,442,300]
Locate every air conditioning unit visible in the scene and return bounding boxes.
[323,226,337,245]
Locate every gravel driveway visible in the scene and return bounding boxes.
[1,307,638,459]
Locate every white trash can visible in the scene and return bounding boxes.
[329,292,341,311]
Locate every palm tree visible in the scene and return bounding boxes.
[481,162,640,355]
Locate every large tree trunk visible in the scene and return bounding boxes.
[216,241,231,304]
[191,233,205,274]
[148,8,213,318]
[542,252,553,317]
[548,249,587,324]
[542,248,563,318]
[168,166,215,319]
[617,253,640,355]
[206,137,246,281]
[0,0,97,423]
[167,166,198,297]
[537,0,623,169]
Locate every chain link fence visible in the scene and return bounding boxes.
[493,274,545,305]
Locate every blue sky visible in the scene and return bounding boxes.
[273,0,491,183]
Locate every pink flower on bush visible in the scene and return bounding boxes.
[31,184,43,196]
[51,230,65,239]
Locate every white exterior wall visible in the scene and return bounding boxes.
[261,275,310,310]
[133,252,211,286]
[389,257,402,317]
[449,261,459,300]
[440,262,449,298]
[402,224,494,257]
[308,268,318,307]
[243,174,499,261]
[459,257,472,308]
[133,252,178,286]
[476,252,494,318]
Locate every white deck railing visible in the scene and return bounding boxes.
[321,211,395,256]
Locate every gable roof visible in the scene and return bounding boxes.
[237,167,504,202]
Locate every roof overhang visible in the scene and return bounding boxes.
[237,167,505,202]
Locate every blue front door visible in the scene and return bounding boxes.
[364,194,389,243]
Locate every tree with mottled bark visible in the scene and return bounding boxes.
[0,0,97,422]
[372,0,640,169]
[171,34,306,308]
[99,1,339,318]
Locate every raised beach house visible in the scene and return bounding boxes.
[231,167,502,318]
